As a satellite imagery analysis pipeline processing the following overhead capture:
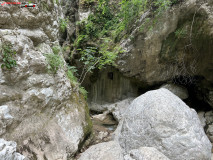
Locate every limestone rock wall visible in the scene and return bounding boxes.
[0,0,92,159]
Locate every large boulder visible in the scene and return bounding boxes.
[78,141,123,160]
[124,147,170,160]
[0,139,25,160]
[118,88,212,160]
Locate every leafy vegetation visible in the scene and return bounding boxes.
[66,65,88,99]
[45,53,64,74]
[79,86,88,99]
[1,45,17,70]
[73,0,178,84]
[52,46,61,55]
[59,18,69,33]
[67,66,79,86]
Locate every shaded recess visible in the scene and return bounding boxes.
[160,12,213,111]
[83,66,138,105]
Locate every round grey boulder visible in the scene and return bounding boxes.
[118,88,212,160]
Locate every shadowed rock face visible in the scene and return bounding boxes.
[87,67,137,111]
[118,89,212,160]
[0,1,92,159]
[116,0,213,107]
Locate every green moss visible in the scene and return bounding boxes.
[71,92,93,151]
[159,31,179,62]
[83,104,93,136]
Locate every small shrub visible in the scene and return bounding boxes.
[1,45,17,70]
[45,53,64,74]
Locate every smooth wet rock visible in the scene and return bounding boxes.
[78,141,123,160]
[124,147,170,160]
[118,88,212,160]
[0,139,25,160]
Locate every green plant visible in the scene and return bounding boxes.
[59,18,69,33]
[52,46,61,55]
[79,86,88,99]
[73,0,177,84]
[74,34,88,48]
[45,53,64,74]
[67,66,79,86]
[1,45,17,69]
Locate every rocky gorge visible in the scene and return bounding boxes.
[0,0,212,159]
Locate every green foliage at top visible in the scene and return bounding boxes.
[45,53,64,74]
[1,45,17,70]
[73,0,178,83]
